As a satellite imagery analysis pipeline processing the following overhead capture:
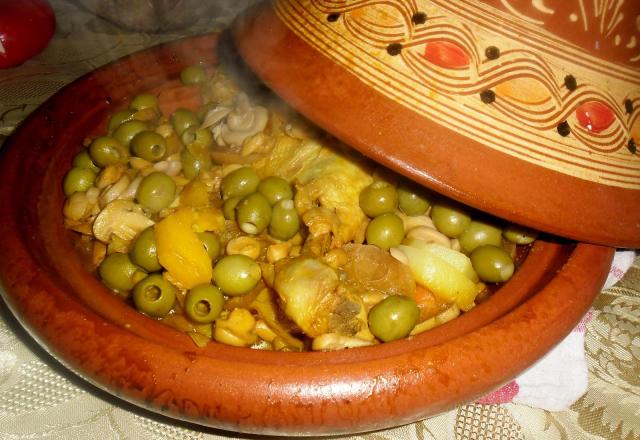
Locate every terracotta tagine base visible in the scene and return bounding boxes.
[0,33,614,435]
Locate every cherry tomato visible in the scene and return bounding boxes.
[0,0,56,69]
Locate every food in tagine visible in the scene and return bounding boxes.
[61,64,537,351]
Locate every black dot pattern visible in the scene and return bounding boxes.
[412,12,427,25]
[485,46,500,60]
[387,43,403,56]
[564,75,577,91]
[327,13,340,22]
[480,90,496,104]
[557,121,571,137]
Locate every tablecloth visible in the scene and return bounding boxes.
[0,1,638,439]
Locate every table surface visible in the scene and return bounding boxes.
[0,1,638,439]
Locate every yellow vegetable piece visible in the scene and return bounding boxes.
[180,180,210,207]
[155,209,213,289]
[403,239,479,283]
[397,244,478,310]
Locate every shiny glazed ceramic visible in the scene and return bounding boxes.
[0,33,615,435]
[232,0,640,248]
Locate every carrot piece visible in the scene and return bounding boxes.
[414,284,450,322]
[158,83,203,117]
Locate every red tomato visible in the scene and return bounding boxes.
[0,0,56,69]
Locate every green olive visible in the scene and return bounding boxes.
[88,136,128,167]
[171,108,199,136]
[257,176,293,205]
[182,126,213,149]
[503,224,538,245]
[113,120,147,150]
[359,181,398,217]
[184,283,224,324]
[130,130,166,162]
[269,199,300,241]
[236,192,272,234]
[130,227,161,272]
[72,149,100,173]
[197,231,221,261]
[136,171,176,213]
[63,167,96,196]
[222,195,243,220]
[365,212,404,250]
[132,274,176,318]
[180,65,208,86]
[212,254,262,296]
[221,166,260,200]
[470,245,515,283]
[129,93,158,112]
[368,295,419,342]
[458,219,503,254]
[430,201,471,238]
[180,149,204,180]
[397,184,430,216]
[98,253,144,292]
[107,109,135,133]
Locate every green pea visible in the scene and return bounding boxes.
[236,192,272,235]
[180,65,208,86]
[269,199,300,241]
[88,136,128,167]
[212,254,262,296]
[72,150,100,173]
[257,176,293,205]
[458,219,503,254]
[130,227,161,272]
[63,167,96,196]
[359,181,398,217]
[503,224,538,245]
[368,295,419,342]
[221,166,260,200]
[365,212,404,250]
[197,232,221,261]
[98,253,144,292]
[222,195,243,220]
[184,283,224,324]
[171,108,199,136]
[430,201,471,238]
[129,93,158,112]
[113,120,147,150]
[136,171,176,213]
[131,130,166,162]
[397,184,430,216]
[470,245,514,283]
[107,109,135,133]
[132,274,176,318]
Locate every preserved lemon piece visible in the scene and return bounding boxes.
[155,209,213,289]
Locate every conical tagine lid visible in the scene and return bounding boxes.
[231,0,640,247]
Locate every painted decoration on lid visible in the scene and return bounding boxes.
[274,0,640,189]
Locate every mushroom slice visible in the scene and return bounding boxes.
[219,93,268,147]
[93,200,154,243]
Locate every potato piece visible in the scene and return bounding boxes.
[403,239,479,282]
[396,244,478,310]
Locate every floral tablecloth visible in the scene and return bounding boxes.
[0,1,638,439]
